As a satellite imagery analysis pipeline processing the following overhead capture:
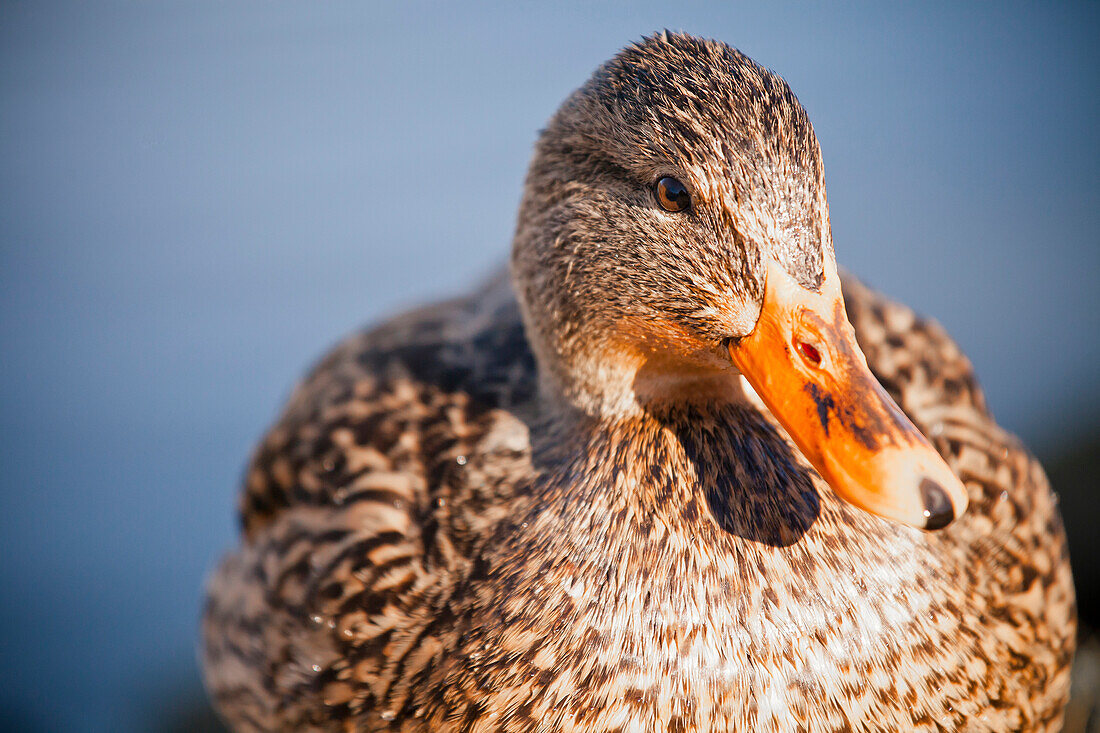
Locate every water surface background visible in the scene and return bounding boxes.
[1,3,1097,730]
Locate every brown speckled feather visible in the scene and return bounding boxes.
[203,33,1074,732]
[203,270,1074,731]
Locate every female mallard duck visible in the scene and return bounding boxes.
[202,33,1075,731]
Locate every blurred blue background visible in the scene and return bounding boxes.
[1,2,1097,730]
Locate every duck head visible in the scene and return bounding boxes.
[511,32,967,531]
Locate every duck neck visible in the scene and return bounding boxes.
[531,399,823,549]
[533,336,755,425]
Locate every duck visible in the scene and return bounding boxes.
[202,32,1076,732]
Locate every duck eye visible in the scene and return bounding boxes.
[655,176,691,213]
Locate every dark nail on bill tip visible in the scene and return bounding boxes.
[920,478,955,530]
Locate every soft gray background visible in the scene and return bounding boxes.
[1,2,1097,730]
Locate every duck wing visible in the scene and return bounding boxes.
[202,271,538,730]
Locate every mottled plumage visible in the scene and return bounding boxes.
[203,33,1075,731]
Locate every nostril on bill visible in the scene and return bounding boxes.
[795,340,822,366]
[920,478,955,530]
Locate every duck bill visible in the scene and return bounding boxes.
[728,258,968,530]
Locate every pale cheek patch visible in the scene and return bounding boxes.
[707,290,761,337]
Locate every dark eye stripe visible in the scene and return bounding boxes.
[655,176,691,212]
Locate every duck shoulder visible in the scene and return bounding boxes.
[843,271,1075,730]
[202,270,540,730]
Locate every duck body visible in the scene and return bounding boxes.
[203,34,1075,732]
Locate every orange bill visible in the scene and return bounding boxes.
[728,258,968,530]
